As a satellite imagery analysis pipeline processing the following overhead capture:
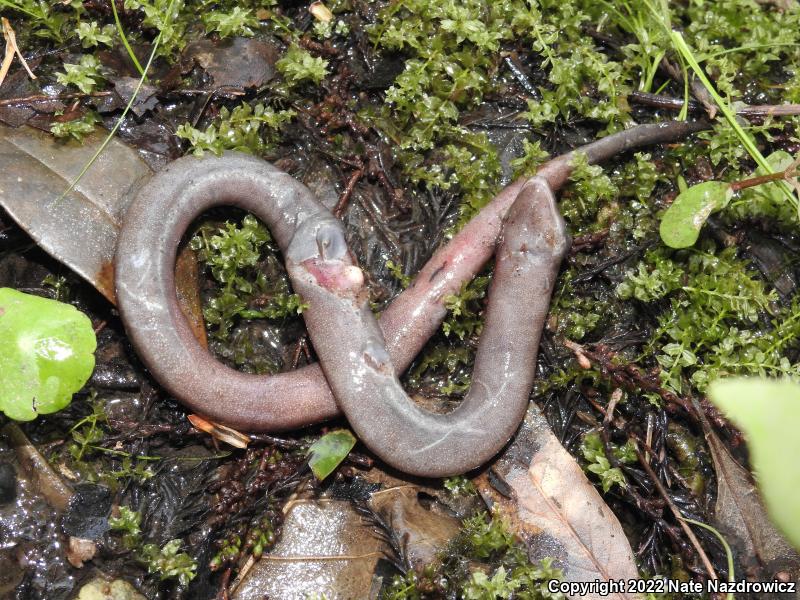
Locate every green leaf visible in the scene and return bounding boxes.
[307,429,356,481]
[708,378,800,550]
[660,181,733,248]
[0,288,96,421]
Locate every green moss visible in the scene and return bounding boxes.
[56,54,104,94]
[407,345,473,396]
[190,214,307,351]
[618,244,800,394]
[443,475,477,497]
[68,396,108,463]
[510,139,551,179]
[382,512,565,600]
[386,259,411,289]
[50,112,100,142]
[202,6,257,38]
[76,20,114,47]
[110,507,197,585]
[276,45,330,86]
[177,102,295,156]
[549,289,604,341]
[368,0,639,224]
[0,0,75,42]
[123,0,188,58]
[559,152,619,233]
[580,430,636,493]
[442,275,490,340]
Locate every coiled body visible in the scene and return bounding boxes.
[115,120,703,476]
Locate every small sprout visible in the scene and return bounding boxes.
[109,506,142,548]
[463,512,515,559]
[124,0,188,58]
[76,21,114,48]
[444,475,477,496]
[439,8,502,51]
[42,274,70,302]
[385,259,411,288]
[580,431,635,493]
[276,45,329,86]
[463,566,520,599]
[442,275,490,339]
[69,398,107,462]
[189,214,306,344]
[140,539,197,586]
[56,54,104,94]
[307,429,356,480]
[110,507,196,585]
[50,112,100,142]
[510,138,550,179]
[203,7,258,38]
[109,506,141,534]
[407,345,472,396]
[177,102,294,156]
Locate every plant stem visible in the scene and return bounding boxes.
[670,31,798,210]
[58,0,179,201]
[730,170,793,192]
[110,0,145,76]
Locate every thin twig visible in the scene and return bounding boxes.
[630,90,800,118]
[333,168,363,217]
[563,339,696,417]
[0,91,114,106]
[634,445,719,581]
[1,17,35,84]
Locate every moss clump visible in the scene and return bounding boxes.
[190,215,307,372]
[580,430,637,493]
[382,512,565,600]
[177,103,295,157]
[109,507,197,586]
[616,243,800,394]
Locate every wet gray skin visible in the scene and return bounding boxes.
[292,177,568,476]
[115,121,705,476]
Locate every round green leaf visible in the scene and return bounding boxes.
[0,288,96,421]
[660,181,734,248]
[708,378,800,550]
[307,429,356,481]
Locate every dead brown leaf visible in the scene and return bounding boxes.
[184,37,278,91]
[233,499,388,600]
[699,413,800,581]
[478,406,643,600]
[0,124,206,345]
[368,485,461,570]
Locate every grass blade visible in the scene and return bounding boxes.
[58,0,179,202]
[110,0,145,76]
